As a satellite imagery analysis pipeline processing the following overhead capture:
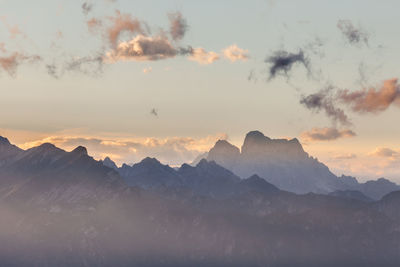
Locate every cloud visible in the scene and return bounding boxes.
[143,66,152,73]
[0,43,6,53]
[64,54,104,76]
[82,2,93,16]
[337,78,400,113]
[0,52,41,76]
[0,17,26,39]
[107,10,147,47]
[369,147,400,158]
[301,127,356,142]
[331,153,357,160]
[188,47,220,64]
[106,35,178,62]
[87,18,102,33]
[300,87,351,126]
[18,133,228,166]
[337,20,369,46]
[265,50,310,80]
[222,44,249,62]
[168,12,188,41]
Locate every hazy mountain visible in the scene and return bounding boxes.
[202,131,400,199]
[1,135,400,266]
[329,190,373,202]
[204,131,342,194]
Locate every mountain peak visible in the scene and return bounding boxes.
[103,157,118,170]
[140,157,161,165]
[0,136,11,145]
[71,146,88,156]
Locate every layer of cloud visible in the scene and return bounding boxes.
[301,127,356,142]
[168,12,188,41]
[369,147,400,158]
[222,44,249,62]
[265,50,310,80]
[337,20,369,47]
[300,87,351,126]
[18,133,229,166]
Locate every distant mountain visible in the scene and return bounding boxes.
[338,175,400,200]
[118,157,182,189]
[0,140,125,205]
[1,135,400,266]
[200,131,400,199]
[203,131,342,194]
[329,190,373,202]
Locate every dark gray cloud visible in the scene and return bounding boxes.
[65,54,104,77]
[168,12,188,41]
[337,20,369,46]
[265,50,310,80]
[82,2,93,16]
[300,87,351,126]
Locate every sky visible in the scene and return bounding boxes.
[0,0,399,182]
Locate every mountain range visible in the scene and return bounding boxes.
[0,132,400,266]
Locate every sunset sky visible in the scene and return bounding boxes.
[1,0,399,182]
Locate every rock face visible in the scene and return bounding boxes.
[0,138,125,205]
[202,131,400,198]
[205,131,341,194]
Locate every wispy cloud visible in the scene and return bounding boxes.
[337,78,400,113]
[0,52,41,77]
[168,12,188,41]
[300,87,351,126]
[301,127,356,142]
[337,20,369,47]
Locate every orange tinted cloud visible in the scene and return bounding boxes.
[188,47,220,64]
[0,52,41,76]
[222,44,249,62]
[338,78,400,113]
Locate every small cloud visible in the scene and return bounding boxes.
[106,35,178,62]
[87,18,102,33]
[331,153,357,160]
[222,44,249,62]
[143,66,152,73]
[265,49,310,80]
[300,87,351,126]
[301,127,356,142]
[82,2,93,16]
[188,47,219,65]
[107,10,146,48]
[168,11,188,41]
[0,52,41,77]
[337,20,369,47]
[337,78,400,114]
